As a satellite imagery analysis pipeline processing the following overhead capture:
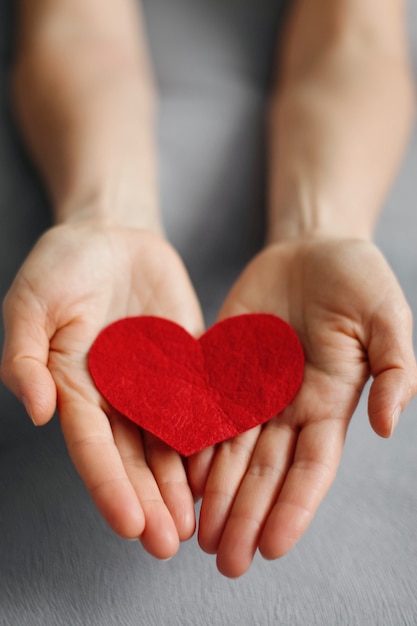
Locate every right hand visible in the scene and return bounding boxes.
[189,238,417,577]
[1,221,204,559]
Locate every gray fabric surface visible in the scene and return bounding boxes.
[0,1,417,624]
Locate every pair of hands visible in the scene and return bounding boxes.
[1,222,416,578]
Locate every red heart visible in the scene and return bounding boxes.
[88,314,304,456]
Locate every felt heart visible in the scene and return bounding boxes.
[88,314,304,456]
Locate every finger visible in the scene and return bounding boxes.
[258,417,347,560]
[144,432,196,541]
[367,302,417,437]
[1,288,56,424]
[58,396,147,541]
[215,419,297,578]
[197,426,260,555]
[110,416,180,558]
[187,446,217,500]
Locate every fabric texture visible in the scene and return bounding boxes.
[0,0,417,624]
[88,314,304,455]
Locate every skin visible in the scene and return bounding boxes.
[1,0,417,575]
[189,239,417,576]
[1,0,202,559]
[188,0,417,576]
[2,224,204,558]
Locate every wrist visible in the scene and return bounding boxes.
[266,37,414,247]
[54,186,163,234]
[266,195,375,245]
[266,79,414,245]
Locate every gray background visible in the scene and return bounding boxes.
[0,1,417,624]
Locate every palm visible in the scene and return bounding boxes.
[222,240,373,420]
[189,239,417,577]
[47,225,203,404]
[2,223,204,558]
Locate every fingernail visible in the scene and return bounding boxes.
[390,405,401,437]
[22,395,37,425]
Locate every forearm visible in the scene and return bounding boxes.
[267,0,415,243]
[12,0,160,230]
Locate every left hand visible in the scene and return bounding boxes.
[1,223,204,559]
[188,238,417,577]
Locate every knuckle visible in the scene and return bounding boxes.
[219,428,260,461]
[247,460,283,480]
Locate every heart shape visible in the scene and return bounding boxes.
[88,314,304,456]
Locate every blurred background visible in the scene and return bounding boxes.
[0,1,416,624]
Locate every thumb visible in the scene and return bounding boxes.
[367,303,417,438]
[1,288,57,425]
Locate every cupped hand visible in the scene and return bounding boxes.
[1,222,204,559]
[188,238,417,577]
